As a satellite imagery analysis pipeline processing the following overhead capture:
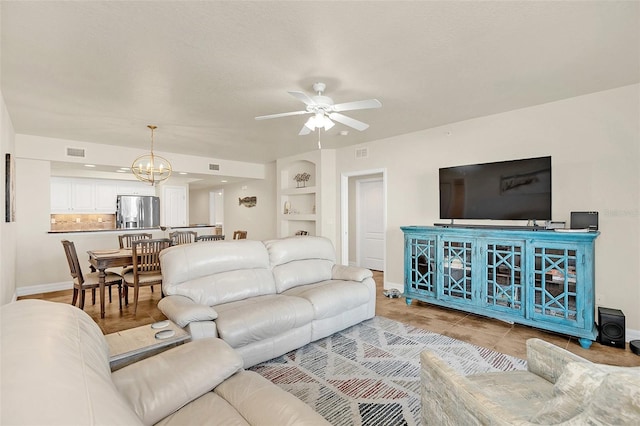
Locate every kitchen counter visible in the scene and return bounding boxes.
[48,225,217,234]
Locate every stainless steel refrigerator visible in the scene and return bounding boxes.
[116,195,160,229]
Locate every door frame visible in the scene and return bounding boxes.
[340,168,386,267]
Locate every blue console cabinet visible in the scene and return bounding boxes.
[401,226,599,348]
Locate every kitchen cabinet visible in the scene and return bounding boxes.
[51,178,96,213]
[50,178,155,213]
[116,183,156,196]
[95,182,118,213]
[71,180,95,211]
[50,179,72,212]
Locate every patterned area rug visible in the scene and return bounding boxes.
[250,316,526,426]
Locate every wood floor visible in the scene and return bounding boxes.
[20,271,640,367]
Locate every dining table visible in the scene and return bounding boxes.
[87,248,134,318]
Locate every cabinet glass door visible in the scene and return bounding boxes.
[406,237,437,296]
[483,242,524,313]
[440,238,473,301]
[531,245,582,327]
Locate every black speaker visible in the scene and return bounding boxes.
[598,307,625,348]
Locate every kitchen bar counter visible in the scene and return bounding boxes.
[48,225,217,234]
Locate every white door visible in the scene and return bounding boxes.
[357,178,384,271]
[209,189,224,227]
[162,186,187,227]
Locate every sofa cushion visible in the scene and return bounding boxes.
[265,235,336,266]
[0,300,143,426]
[155,392,251,426]
[283,279,372,320]
[574,368,640,424]
[266,236,336,292]
[214,370,331,425]
[272,259,334,293]
[160,240,276,305]
[113,338,243,426]
[214,294,315,348]
[530,361,640,424]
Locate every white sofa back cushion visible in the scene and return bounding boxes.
[0,300,143,425]
[161,240,277,305]
[272,259,334,293]
[266,236,336,293]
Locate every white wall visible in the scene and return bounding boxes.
[16,134,266,180]
[189,187,212,225]
[335,84,640,331]
[222,162,277,241]
[0,91,17,305]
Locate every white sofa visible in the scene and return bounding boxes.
[158,236,376,367]
[0,299,330,425]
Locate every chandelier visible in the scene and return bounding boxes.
[131,125,172,186]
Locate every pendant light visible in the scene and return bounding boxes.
[131,125,172,186]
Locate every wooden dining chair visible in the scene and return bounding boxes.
[233,230,247,240]
[123,238,171,315]
[61,240,123,310]
[118,233,153,249]
[117,232,154,290]
[195,234,225,242]
[169,231,198,245]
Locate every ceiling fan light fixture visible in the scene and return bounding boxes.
[323,117,335,131]
[305,113,334,131]
[304,116,317,131]
[255,82,381,135]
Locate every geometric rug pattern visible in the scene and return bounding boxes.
[250,316,527,425]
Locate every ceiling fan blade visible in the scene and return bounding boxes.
[298,124,312,136]
[332,99,382,112]
[255,110,308,120]
[328,112,370,131]
[288,91,316,106]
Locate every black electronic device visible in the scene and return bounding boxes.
[439,156,551,221]
[598,307,625,348]
[570,211,598,231]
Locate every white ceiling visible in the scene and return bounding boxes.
[2,1,638,169]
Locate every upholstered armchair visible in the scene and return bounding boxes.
[421,338,640,425]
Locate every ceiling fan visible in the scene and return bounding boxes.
[255,82,382,136]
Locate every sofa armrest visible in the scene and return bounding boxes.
[332,264,373,282]
[112,338,243,426]
[526,338,590,384]
[158,295,218,328]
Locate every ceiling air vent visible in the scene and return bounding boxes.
[66,147,86,158]
[209,163,220,171]
[355,147,368,159]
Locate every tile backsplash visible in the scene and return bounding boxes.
[50,214,116,231]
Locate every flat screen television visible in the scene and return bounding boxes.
[439,156,551,221]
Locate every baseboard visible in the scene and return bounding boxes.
[384,281,403,292]
[16,281,73,297]
[625,328,640,342]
